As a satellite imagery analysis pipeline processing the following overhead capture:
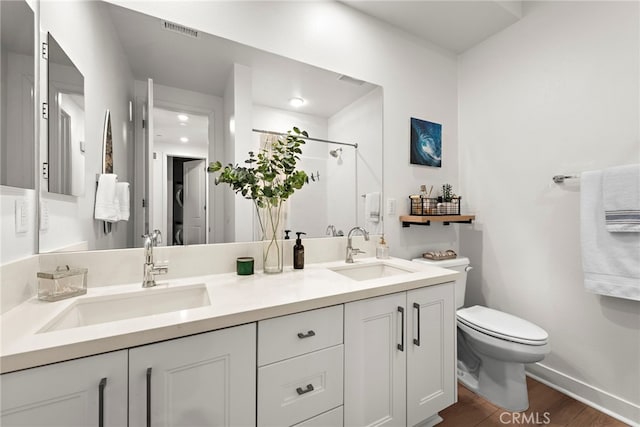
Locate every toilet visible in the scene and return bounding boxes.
[412,256,550,412]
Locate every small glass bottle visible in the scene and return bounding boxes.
[376,236,390,259]
[420,185,428,215]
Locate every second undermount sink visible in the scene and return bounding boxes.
[329,262,416,282]
[38,284,210,333]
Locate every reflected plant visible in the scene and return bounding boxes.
[207,127,309,271]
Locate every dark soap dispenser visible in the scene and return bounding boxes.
[293,232,306,269]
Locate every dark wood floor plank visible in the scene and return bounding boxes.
[565,405,629,427]
[441,378,628,427]
[439,385,499,427]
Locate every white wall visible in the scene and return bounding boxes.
[0,187,36,264]
[107,0,460,260]
[459,1,639,422]
[39,1,135,253]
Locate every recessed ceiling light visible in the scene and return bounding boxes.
[177,114,189,122]
[180,137,189,143]
[289,97,305,108]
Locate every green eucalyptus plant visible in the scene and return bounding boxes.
[207,127,309,272]
[208,127,308,210]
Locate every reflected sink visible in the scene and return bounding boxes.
[39,284,210,333]
[329,262,416,281]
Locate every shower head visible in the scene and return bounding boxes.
[329,147,343,158]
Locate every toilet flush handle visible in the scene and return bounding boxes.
[465,265,473,272]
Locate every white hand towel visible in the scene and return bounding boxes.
[95,174,119,222]
[603,164,640,232]
[365,192,381,223]
[581,170,640,300]
[116,182,130,221]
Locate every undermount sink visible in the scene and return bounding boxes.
[329,262,416,282]
[38,284,210,333]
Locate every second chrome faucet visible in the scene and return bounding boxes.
[346,226,370,263]
[142,229,169,287]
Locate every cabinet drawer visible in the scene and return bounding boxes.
[258,345,343,427]
[258,305,343,366]
[292,406,343,427]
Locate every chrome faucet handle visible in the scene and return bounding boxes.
[152,264,169,275]
[152,229,162,244]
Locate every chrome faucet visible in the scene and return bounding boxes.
[326,225,337,237]
[142,229,168,288]
[346,226,370,263]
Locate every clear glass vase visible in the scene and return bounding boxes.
[259,202,285,274]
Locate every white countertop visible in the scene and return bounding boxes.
[0,257,458,374]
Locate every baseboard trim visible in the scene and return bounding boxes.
[526,363,639,427]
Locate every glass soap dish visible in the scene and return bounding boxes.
[37,265,88,302]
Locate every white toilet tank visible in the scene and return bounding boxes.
[412,257,471,309]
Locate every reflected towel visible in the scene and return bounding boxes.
[603,164,640,232]
[581,170,640,300]
[116,182,130,221]
[95,174,119,222]
[365,192,380,223]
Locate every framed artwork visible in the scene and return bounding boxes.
[410,117,442,167]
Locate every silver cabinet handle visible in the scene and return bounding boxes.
[98,378,107,427]
[413,302,421,346]
[146,367,152,427]
[397,306,405,351]
[297,330,316,339]
[296,384,314,395]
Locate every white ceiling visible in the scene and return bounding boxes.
[153,108,209,148]
[340,1,522,53]
[105,2,377,118]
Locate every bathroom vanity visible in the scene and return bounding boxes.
[0,257,458,427]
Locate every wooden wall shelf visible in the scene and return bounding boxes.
[400,215,475,227]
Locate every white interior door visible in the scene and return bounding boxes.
[183,159,206,245]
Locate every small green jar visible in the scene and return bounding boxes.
[236,257,254,275]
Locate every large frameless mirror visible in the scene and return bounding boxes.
[1,0,37,264]
[36,1,383,255]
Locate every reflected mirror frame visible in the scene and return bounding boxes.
[46,32,85,197]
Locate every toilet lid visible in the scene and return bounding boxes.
[457,305,548,345]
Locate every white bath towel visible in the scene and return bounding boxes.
[603,164,640,232]
[95,174,119,222]
[365,192,381,223]
[581,170,640,300]
[116,182,130,221]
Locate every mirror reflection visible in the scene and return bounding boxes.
[37,1,383,254]
[1,0,35,190]
[0,0,37,265]
[47,33,85,196]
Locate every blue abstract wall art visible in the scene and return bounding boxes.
[410,117,442,167]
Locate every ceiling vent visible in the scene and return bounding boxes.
[337,74,366,86]
[161,21,199,39]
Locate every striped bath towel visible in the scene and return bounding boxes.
[603,164,640,232]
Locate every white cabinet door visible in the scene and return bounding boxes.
[407,283,456,426]
[129,323,256,427]
[0,350,128,427]
[344,293,406,427]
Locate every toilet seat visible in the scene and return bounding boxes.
[457,306,548,346]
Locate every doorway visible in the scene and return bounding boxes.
[168,156,206,246]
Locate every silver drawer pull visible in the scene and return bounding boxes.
[297,330,316,339]
[296,384,314,395]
